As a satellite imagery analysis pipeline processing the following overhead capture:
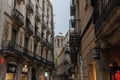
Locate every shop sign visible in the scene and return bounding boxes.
[0,57,5,64]
[93,47,100,59]
[22,65,28,74]
[7,63,17,73]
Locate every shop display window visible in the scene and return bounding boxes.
[21,74,27,80]
[5,73,14,80]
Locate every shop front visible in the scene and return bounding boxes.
[5,63,17,80]
[20,65,29,80]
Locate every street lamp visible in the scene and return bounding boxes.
[45,71,48,80]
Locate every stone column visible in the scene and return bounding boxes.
[0,63,7,80]
[27,66,32,80]
[14,64,22,80]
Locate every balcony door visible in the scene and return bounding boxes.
[12,29,17,43]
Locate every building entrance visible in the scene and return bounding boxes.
[5,63,17,80]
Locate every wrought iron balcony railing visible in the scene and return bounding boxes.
[70,5,76,16]
[12,9,24,26]
[70,32,81,48]
[2,41,54,67]
[69,32,81,65]
[47,25,52,34]
[26,18,34,34]
[26,1,34,13]
[70,19,80,28]
[93,0,120,32]
[35,10,41,22]
[35,30,41,40]
[70,0,76,16]
[2,41,33,58]
[42,15,47,29]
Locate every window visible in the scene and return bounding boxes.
[12,29,17,42]
[58,39,59,47]
[61,39,63,47]
[19,32,23,46]
[34,44,37,54]
[24,38,28,49]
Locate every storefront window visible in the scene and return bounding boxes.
[5,73,14,80]
[5,63,17,80]
[21,74,27,80]
[21,65,28,80]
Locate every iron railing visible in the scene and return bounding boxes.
[12,9,24,26]
[2,41,54,67]
[35,10,41,22]
[26,18,34,34]
[35,30,41,40]
[69,32,81,65]
[70,0,76,16]
[26,1,34,13]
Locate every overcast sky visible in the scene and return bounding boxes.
[51,0,70,36]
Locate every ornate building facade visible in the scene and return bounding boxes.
[70,0,120,80]
[54,35,64,56]
[56,31,71,80]
[0,0,54,80]
[70,0,96,80]
[54,35,64,80]
[92,0,120,80]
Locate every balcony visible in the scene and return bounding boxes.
[94,0,120,33]
[35,30,41,40]
[1,41,54,67]
[70,5,76,16]
[69,32,81,65]
[12,9,24,26]
[45,41,52,50]
[35,10,41,22]
[26,1,34,13]
[70,32,81,47]
[26,18,34,35]
[42,15,47,29]
[70,0,76,16]
[70,19,76,28]
[46,26,52,34]
[1,41,33,58]
[47,42,52,48]
[70,19,80,28]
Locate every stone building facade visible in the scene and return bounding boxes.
[92,0,120,80]
[70,0,96,80]
[54,35,64,56]
[70,0,120,80]
[53,35,64,80]
[56,31,71,80]
[0,0,54,80]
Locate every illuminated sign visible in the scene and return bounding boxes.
[7,64,17,73]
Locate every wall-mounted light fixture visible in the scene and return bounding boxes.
[45,71,48,77]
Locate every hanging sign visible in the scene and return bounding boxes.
[0,57,5,64]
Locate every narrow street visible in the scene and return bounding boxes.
[0,0,120,80]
